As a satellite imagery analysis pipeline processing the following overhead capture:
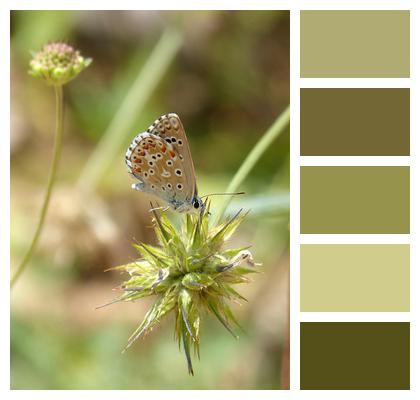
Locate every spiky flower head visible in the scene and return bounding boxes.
[29,42,92,86]
[101,205,260,375]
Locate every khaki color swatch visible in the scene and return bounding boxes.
[300,166,410,234]
[300,322,410,389]
[300,244,410,312]
[300,89,410,156]
[301,11,410,77]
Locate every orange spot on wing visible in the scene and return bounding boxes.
[162,145,167,153]
[143,145,149,150]
[169,150,176,158]
[139,150,146,156]
[134,168,142,173]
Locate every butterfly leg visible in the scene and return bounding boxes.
[148,205,170,213]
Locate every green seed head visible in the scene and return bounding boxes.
[29,42,92,86]
[101,205,261,375]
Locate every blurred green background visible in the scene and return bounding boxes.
[10,10,290,389]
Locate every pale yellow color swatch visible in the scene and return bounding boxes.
[301,245,410,312]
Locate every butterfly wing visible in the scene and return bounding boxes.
[145,113,198,201]
[125,132,192,209]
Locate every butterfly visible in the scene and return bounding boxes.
[125,113,204,213]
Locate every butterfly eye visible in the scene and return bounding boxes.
[193,199,200,209]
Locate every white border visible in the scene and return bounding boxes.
[300,313,411,322]
[300,235,411,244]
[289,7,300,391]
[300,157,410,166]
[409,4,418,394]
[300,78,410,88]
[1,2,11,398]
[3,0,420,398]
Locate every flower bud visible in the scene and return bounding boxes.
[29,42,92,86]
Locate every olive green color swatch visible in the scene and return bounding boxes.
[300,10,410,77]
[300,89,410,156]
[300,244,410,312]
[300,322,410,389]
[300,166,410,234]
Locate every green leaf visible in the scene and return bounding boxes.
[151,207,171,245]
[123,286,177,351]
[182,324,194,376]
[182,272,214,291]
[222,245,252,258]
[133,243,169,266]
[209,209,247,249]
[221,283,248,302]
[207,299,238,339]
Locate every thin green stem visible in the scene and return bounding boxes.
[77,28,183,192]
[215,105,290,224]
[11,85,64,288]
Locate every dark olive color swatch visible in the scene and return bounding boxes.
[300,322,410,390]
[300,89,410,156]
[300,166,410,234]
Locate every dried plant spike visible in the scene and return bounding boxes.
[100,204,260,374]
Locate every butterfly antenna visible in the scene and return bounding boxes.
[201,191,245,199]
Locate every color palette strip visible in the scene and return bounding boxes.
[300,88,410,156]
[300,245,410,312]
[300,166,410,234]
[300,10,410,77]
[300,322,410,390]
[299,9,411,391]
